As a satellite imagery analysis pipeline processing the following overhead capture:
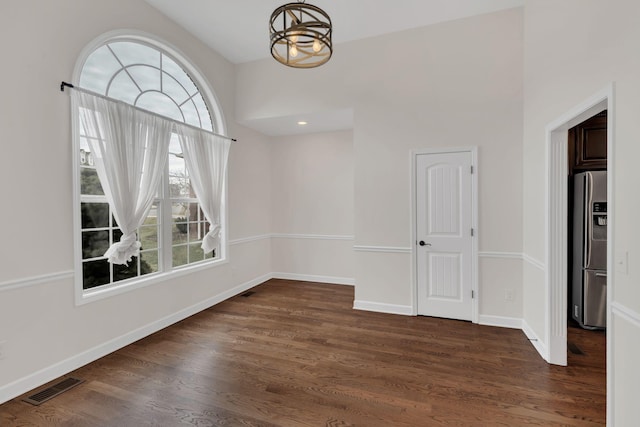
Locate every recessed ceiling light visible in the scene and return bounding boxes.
[297,121,308,125]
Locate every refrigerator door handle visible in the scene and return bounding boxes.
[595,272,607,278]
[586,173,593,266]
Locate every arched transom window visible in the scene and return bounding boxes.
[80,41,213,130]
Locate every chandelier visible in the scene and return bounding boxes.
[269,1,333,68]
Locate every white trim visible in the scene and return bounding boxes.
[410,146,479,324]
[544,85,613,368]
[229,234,271,245]
[353,245,412,254]
[0,273,270,405]
[478,251,523,260]
[271,272,354,286]
[353,300,413,316]
[522,253,546,271]
[611,302,640,329]
[477,252,546,273]
[478,315,523,329]
[522,319,549,363]
[78,259,229,305]
[0,271,74,292]
[232,233,354,245]
[272,233,354,241]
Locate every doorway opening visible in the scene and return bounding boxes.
[545,85,613,373]
[566,110,607,373]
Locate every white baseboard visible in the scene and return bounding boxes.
[521,319,549,362]
[353,300,413,316]
[0,273,271,405]
[271,272,355,286]
[478,315,523,329]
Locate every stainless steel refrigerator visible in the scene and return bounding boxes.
[572,171,607,329]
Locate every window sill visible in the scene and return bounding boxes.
[75,257,229,306]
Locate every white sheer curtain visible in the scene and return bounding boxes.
[74,90,172,265]
[175,124,231,254]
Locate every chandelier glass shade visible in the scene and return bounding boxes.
[269,1,333,68]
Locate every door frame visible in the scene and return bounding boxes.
[544,83,614,373]
[411,147,479,322]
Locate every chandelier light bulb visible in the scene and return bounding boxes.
[312,38,322,53]
[270,2,333,68]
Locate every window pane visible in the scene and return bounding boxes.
[82,230,109,259]
[162,54,197,95]
[172,221,188,245]
[107,70,141,104]
[189,221,209,242]
[162,72,190,105]
[192,94,213,131]
[81,202,109,229]
[112,228,123,243]
[169,177,191,198]
[189,243,205,261]
[172,245,188,267]
[172,201,189,219]
[80,168,104,196]
[181,99,201,127]
[80,45,122,94]
[186,202,200,222]
[139,225,158,251]
[79,143,96,166]
[141,250,159,274]
[83,259,110,289]
[128,65,161,92]
[137,91,183,121]
[114,258,139,282]
[110,42,160,68]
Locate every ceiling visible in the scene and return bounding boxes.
[145,0,524,136]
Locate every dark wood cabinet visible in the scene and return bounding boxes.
[568,110,607,174]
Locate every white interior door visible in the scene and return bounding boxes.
[416,151,473,321]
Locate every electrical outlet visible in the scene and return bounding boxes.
[0,341,6,360]
[505,290,514,302]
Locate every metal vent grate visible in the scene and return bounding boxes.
[23,377,84,406]
[241,291,256,297]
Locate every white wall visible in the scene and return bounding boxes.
[270,131,354,284]
[522,0,640,423]
[237,8,525,321]
[0,0,272,402]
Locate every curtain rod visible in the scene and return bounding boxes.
[60,81,237,142]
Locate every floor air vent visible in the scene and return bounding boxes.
[23,377,84,406]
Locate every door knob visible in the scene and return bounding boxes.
[419,241,431,247]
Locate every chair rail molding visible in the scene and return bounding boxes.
[0,270,74,292]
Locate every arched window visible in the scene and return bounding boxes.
[75,36,226,299]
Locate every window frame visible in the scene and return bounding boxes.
[72,31,229,305]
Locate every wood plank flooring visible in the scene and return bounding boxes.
[0,279,606,426]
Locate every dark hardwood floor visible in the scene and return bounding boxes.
[1,279,606,426]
